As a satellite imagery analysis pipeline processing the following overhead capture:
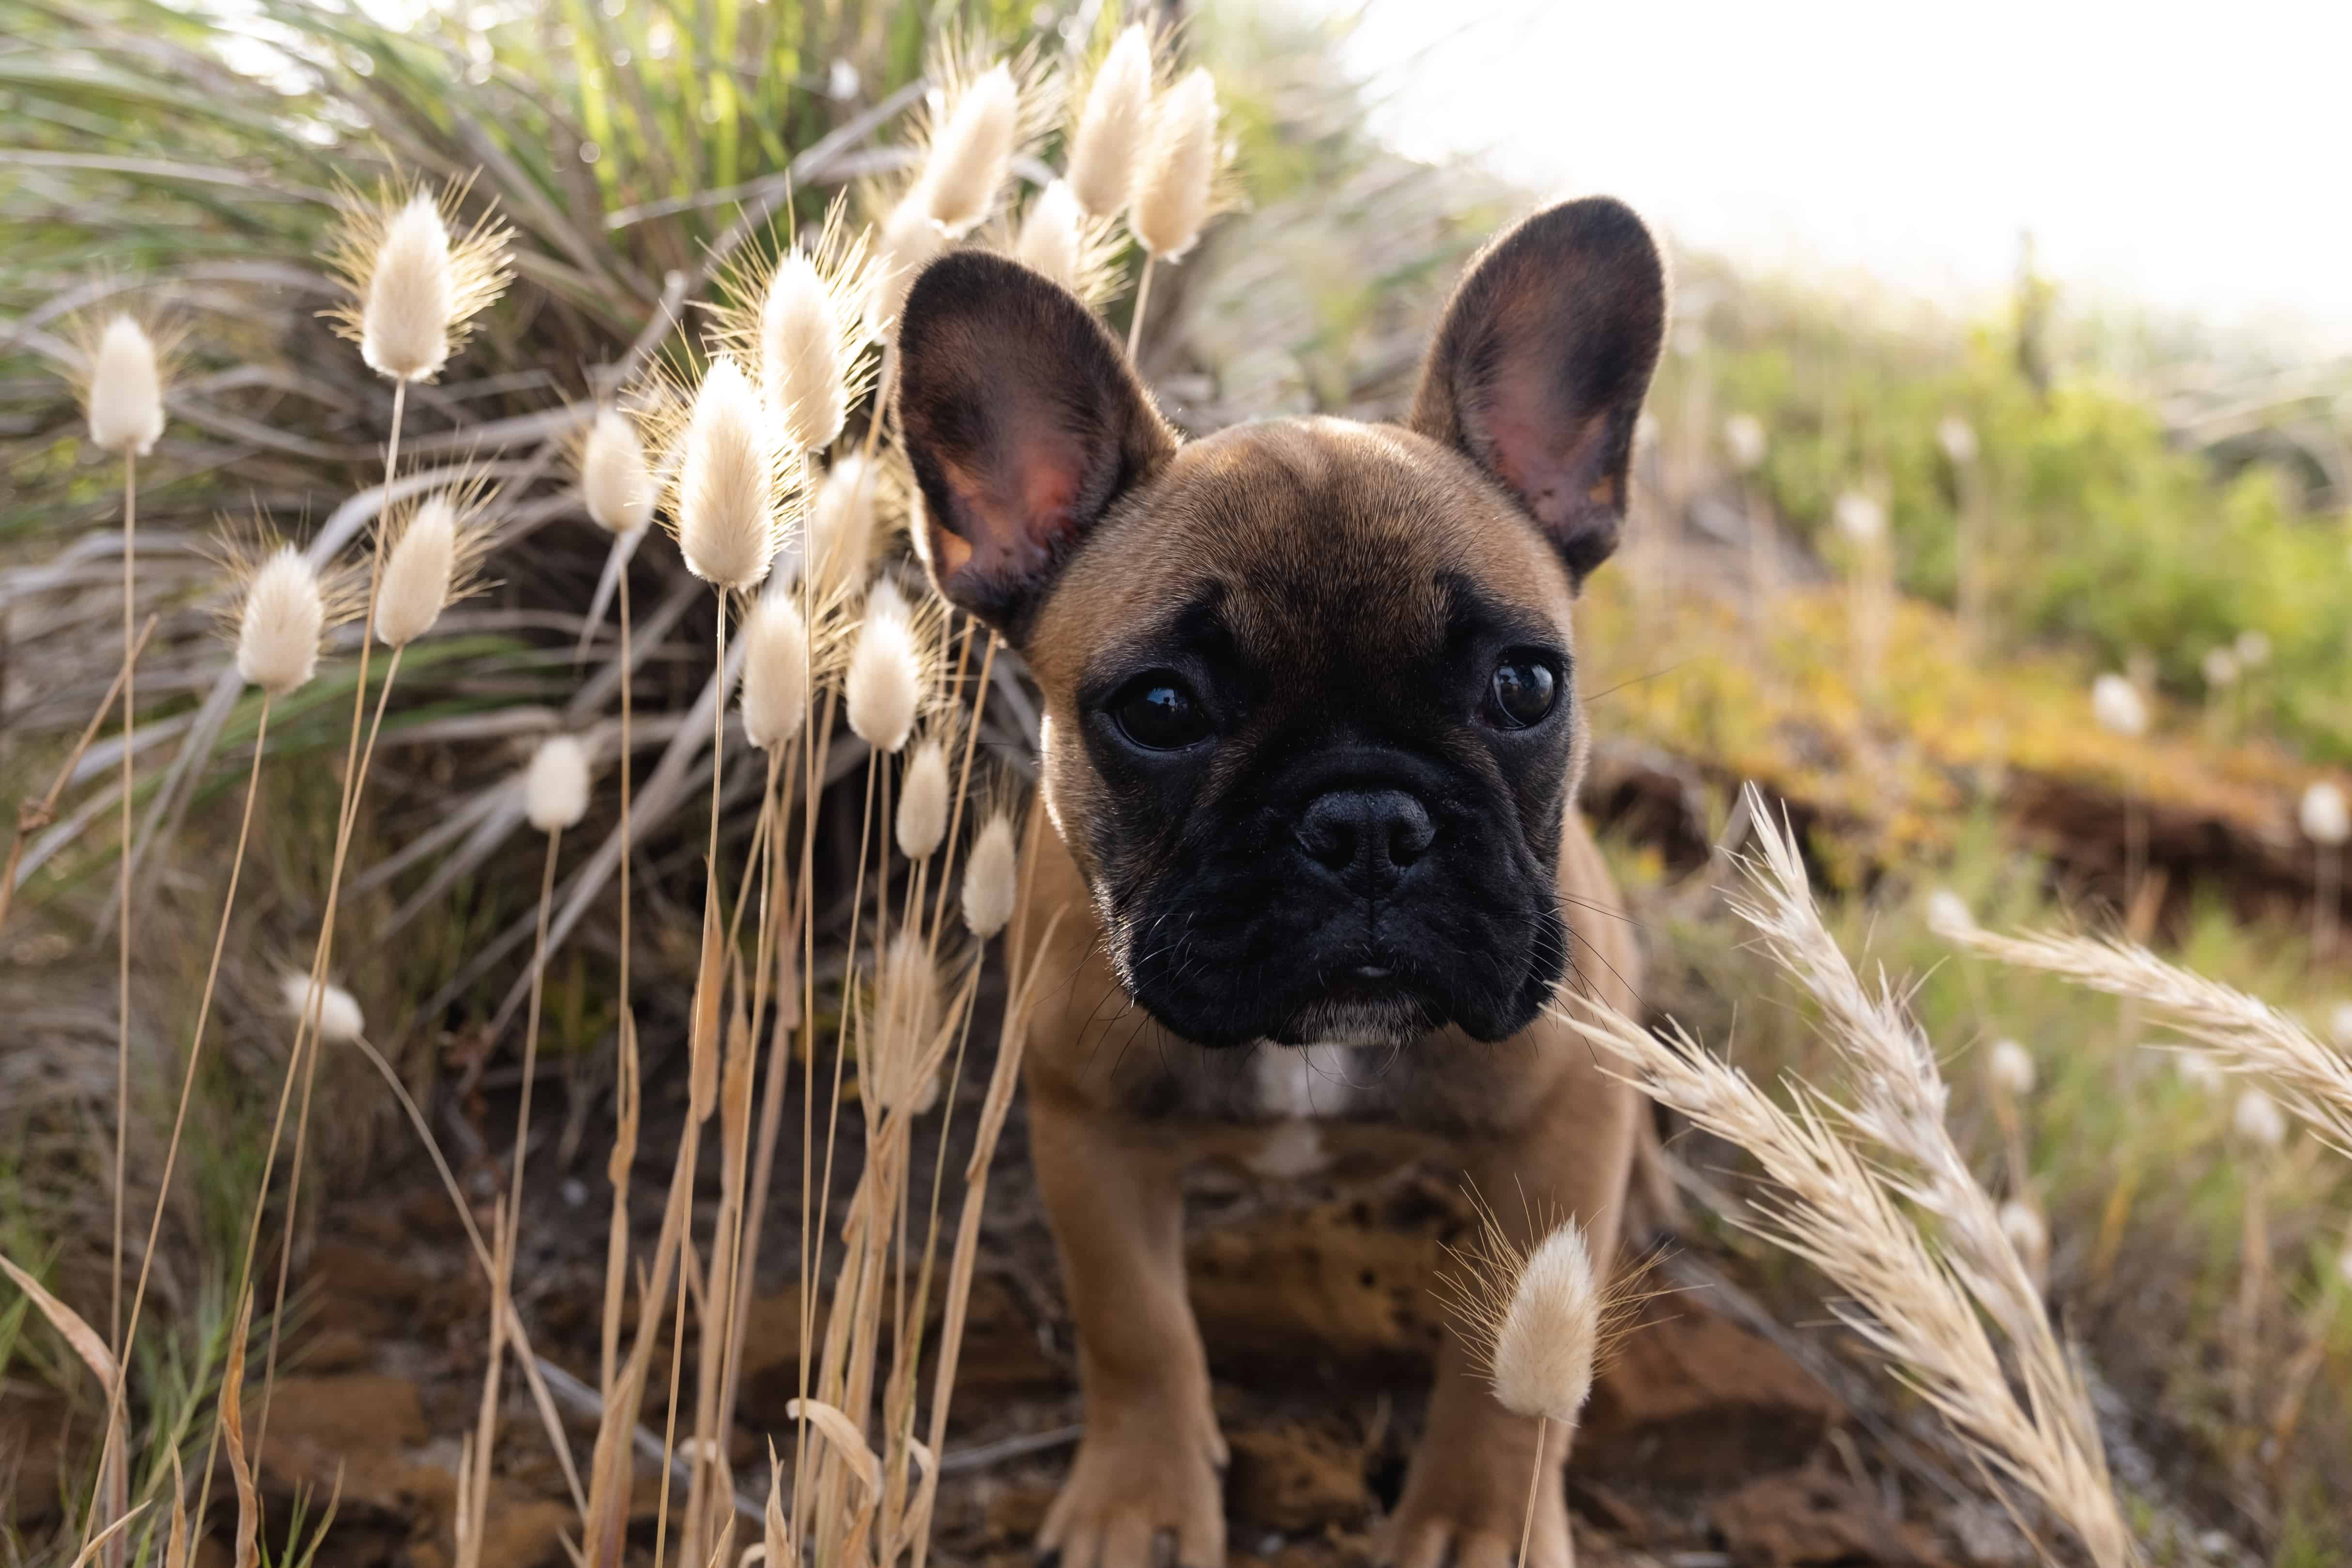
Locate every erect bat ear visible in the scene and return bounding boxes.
[1409,197,1667,586]
[893,251,1179,645]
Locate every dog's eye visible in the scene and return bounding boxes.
[1487,656,1558,729]
[1112,675,1213,751]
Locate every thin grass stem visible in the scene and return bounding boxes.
[1124,253,1156,360]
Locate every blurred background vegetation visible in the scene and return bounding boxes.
[5,0,2352,1562]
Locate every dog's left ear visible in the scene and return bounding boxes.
[1409,197,1667,585]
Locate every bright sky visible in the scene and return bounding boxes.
[1325,0,2352,354]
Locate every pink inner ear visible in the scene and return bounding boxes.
[950,425,1087,585]
[1483,360,1609,534]
[1020,455,1082,547]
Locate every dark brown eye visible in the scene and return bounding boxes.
[1113,675,1212,751]
[1488,657,1557,729]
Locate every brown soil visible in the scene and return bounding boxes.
[6,1047,2117,1568]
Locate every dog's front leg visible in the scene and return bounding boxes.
[1384,1045,1641,1568]
[1031,1088,1228,1568]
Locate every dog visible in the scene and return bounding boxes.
[894,197,1666,1568]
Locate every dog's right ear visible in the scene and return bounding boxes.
[894,252,1179,643]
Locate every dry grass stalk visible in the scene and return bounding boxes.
[1717,789,2130,1560]
[228,173,510,1483]
[0,613,156,934]
[1936,916,2352,1154]
[220,1289,260,1568]
[79,307,169,1568]
[1561,992,2137,1565]
[114,552,320,1457]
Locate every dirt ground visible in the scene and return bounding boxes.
[14,1026,2197,1568]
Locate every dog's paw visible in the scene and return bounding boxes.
[1038,1406,1227,1568]
[1379,1445,1571,1568]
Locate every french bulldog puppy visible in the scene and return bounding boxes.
[894,197,1667,1568]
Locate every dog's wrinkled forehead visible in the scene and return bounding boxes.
[1025,418,1577,690]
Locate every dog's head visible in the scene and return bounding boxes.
[896,199,1665,1049]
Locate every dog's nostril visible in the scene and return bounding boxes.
[1294,788,1434,887]
[1388,805,1435,866]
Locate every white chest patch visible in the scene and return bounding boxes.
[1245,1119,1330,1179]
[1252,1042,1367,1120]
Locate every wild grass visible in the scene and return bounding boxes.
[1596,794,2352,1548]
[2,6,1228,1565]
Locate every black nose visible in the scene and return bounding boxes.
[1293,788,1436,895]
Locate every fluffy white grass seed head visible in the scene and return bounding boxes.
[866,196,947,341]
[1066,24,1153,219]
[367,196,457,380]
[2330,1000,2352,1053]
[1488,1219,1602,1424]
[963,811,1019,939]
[874,927,943,1114]
[1833,491,1886,546]
[87,314,165,456]
[525,734,591,833]
[2233,1085,2288,1150]
[2202,646,2240,689]
[235,548,327,696]
[2176,1050,2227,1094]
[1925,888,1974,939]
[1937,415,1978,466]
[1016,180,1088,291]
[920,63,1019,237]
[2299,781,2349,847]
[1988,1039,2036,1098]
[760,251,850,453]
[376,494,461,647]
[281,973,364,1044]
[2091,673,2146,738]
[327,183,514,384]
[581,408,655,536]
[806,456,878,602]
[1723,413,1768,474]
[2235,629,2272,669]
[675,355,781,592]
[897,739,951,860]
[740,593,811,752]
[845,577,922,753]
[1130,67,1219,261]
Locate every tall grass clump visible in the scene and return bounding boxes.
[0,2,1246,1559]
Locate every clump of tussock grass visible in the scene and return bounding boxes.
[7,7,1261,1562]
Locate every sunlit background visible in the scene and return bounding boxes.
[1331,0,2352,351]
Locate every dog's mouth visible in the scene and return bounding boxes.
[1115,905,1568,1051]
[1265,967,1440,1048]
